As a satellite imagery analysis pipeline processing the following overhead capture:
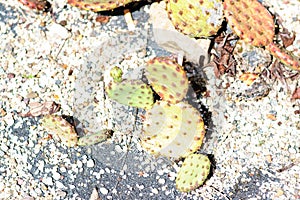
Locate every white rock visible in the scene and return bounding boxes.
[158,178,165,185]
[47,23,69,40]
[52,171,61,181]
[86,159,95,168]
[99,187,108,195]
[42,176,53,186]
[55,181,66,189]
[151,188,158,194]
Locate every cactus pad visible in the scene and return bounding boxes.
[41,115,78,147]
[166,0,223,38]
[110,66,123,83]
[78,129,109,146]
[224,0,300,71]
[223,0,274,47]
[106,79,154,110]
[145,57,188,104]
[176,153,211,192]
[140,101,205,159]
[67,0,138,12]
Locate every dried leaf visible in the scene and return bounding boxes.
[89,188,101,200]
[19,101,60,117]
[291,87,300,100]
[239,72,259,86]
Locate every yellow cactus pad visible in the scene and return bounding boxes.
[41,115,78,147]
[167,0,223,38]
[140,101,205,159]
[176,153,211,192]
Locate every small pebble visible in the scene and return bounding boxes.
[99,187,109,195]
[86,159,95,168]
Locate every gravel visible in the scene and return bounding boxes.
[0,0,299,200]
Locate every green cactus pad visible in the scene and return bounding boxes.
[140,101,205,159]
[145,57,188,104]
[78,130,109,146]
[110,66,123,83]
[106,79,154,110]
[223,0,274,47]
[176,153,211,192]
[41,115,78,147]
[67,0,138,12]
[166,0,223,38]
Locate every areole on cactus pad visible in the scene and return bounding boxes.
[166,0,223,38]
[140,101,206,159]
[67,0,139,12]
[223,0,300,71]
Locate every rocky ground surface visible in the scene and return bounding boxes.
[0,0,299,199]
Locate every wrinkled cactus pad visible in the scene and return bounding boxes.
[140,101,205,159]
[78,129,110,146]
[67,0,138,12]
[166,0,223,37]
[106,79,154,110]
[223,0,274,47]
[176,153,211,192]
[41,115,78,147]
[145,57,188,104]
[110,66,123,83]
[224,0,300,71]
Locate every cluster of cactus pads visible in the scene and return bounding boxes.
[223,0,300,71]
[67,0,138,12]
[105,57,209,192]
[166,0,223,38]
[41,115,109,147]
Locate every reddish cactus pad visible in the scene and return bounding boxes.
[223,0,274,47]
[67,0,138,12]
[18,0,50,11]
[145,57,189,104]
[140,101,206,159]
[224,0,300,71]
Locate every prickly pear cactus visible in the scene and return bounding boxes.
[41,115,78,147]
[145,57,189,104]
[110,66,123,83]
[78,129,110,146]
[223,0,300,71]
[106,79,154,110]
[18,0,51,11]
[140,101,205,159]
[176,153,211,192]
[67,0,138,12]
[166,0,223,38]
